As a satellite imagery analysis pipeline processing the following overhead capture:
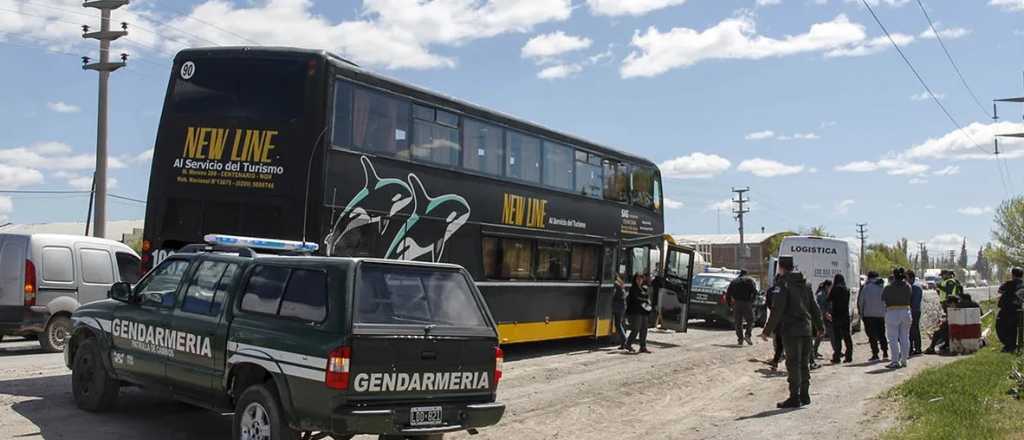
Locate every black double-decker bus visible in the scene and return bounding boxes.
[143,47,694,344]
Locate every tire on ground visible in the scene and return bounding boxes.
[71,338,120,412]
[233,383,299,440]
[40,315,72,353]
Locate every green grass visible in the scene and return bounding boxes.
[884,300,1024,440]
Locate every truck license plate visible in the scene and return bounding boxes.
[410,406,443,426]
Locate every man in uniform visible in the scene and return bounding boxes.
[761,256,824,408]
[996,267,1023,353]
[937,270,963,304]
[726,269,758,345]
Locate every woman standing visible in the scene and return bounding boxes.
[882,267,913,369]
[612,274,628,349]
[829,274,854,363]
[625,273,652,353]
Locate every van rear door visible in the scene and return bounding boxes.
[348,263,498,414]
[0,235,29,308]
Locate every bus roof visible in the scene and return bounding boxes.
[175,46,658,168]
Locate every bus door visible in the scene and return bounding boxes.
[659,244,695,332]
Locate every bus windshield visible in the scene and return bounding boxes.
[169,57,307,121]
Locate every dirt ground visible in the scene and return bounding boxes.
[0,288,988,440]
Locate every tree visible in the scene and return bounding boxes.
[974,245,991,281]
[958,238,968,269]
[862,240,913,276]
[920,244,930,272]
[992,196,1024,270]
[764,232,798,258]
[803,226,832,237]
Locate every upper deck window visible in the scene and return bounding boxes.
[170,57,306,121]
[412,104,460,167]
[462,118,504,177]
[351,87,411,158]
[631,166,656,210]
[506,131,541,183]
[542,141,574,191]
[575,150,603,199]
[603,160,628,202]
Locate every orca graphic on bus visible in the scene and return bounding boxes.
[385,174,471,262]
[325,156,471,263]
[324,156,414,255]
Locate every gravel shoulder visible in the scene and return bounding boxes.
[0,288,986,440]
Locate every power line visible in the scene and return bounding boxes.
[0,190,145,204]
[860,0,990,157]
[913,0,991,119]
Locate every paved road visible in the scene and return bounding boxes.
[0,287,986,439]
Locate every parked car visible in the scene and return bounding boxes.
[688,270,761,326]
[0,233,140,352]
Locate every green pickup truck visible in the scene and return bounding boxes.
[65,236,505,440]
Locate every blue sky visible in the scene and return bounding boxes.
[1,0,1023,259]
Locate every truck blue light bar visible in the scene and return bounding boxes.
[204,234,319,253]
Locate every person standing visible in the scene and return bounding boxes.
[726,270,758,346]
[882,267,913,369]
[624,273,652,354]
[907,270,924,355]
[612,274,628,349]
[858,271,889,361]
[996,267,1024,353]
[761,256,824,409]
[812,280,833,368]
[765,273,785,370]
[829,274,854,363]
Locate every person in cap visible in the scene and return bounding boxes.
[726,269,758,345]
[996,267,1024,353]
[761,255,824,408]
[857,271,889,361]
[882,267,913,369]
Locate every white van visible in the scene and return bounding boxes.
[0,233,140,352]
[773,236,861,332]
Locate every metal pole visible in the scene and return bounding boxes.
[85,172,95,236]
[82,0,128,238]
[93,8,110,239]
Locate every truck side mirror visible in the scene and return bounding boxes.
[109,282,133,303]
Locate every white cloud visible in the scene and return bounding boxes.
[47,101,80,113]
[924,204,936,209]
[904,121,1024,160]
[757,0,782,5]
[134,148,154,162]
[745,130,776,140]
[0,141,125,171]
[621,14,868,78]
[0,164,44,188]
[777,132,820,140]
[957,206,993,216]
[908,177,928,185]
[537,63,582,79]
[659,153,732,179]
[927,233,967,254]
[835,199,856,215]
[802,203,822,210]
[933,165,960,176]
[8,0,574,71]
[65,174,118,191]
[990,0,1024,12]
[850,0,911,6]
[834,157,929,175]
[820,121,838,128]
[737,158,805,177]
[586,0,688,16]
[919,26,970,40]
[825,33,914,58]
[0,195,12,219]
[522,31,592,59]
[910,91,944,101]
[588,49,614,64]
[707,199,734,212]
[663,197,684,209]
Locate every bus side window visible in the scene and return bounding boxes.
[351,87,411,159]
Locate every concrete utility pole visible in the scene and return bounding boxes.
[82,0,129,239]
[856,223,868,275]
[732,187,750,267]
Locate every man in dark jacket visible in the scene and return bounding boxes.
[996,267,1023,353]
[907,270,924,355]
[726,270,758,346]
[761,256,824,408]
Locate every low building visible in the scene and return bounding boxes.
[0,220,144,251]
[671,232,792,287]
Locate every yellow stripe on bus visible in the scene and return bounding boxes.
[498,319,612,344]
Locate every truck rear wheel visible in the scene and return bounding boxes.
[234,383,298,440]
[72,339,119,412]
[40,315,71,353]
